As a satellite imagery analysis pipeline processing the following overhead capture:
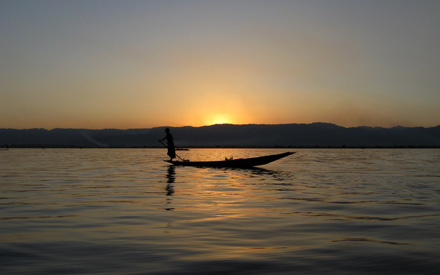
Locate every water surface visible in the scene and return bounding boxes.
[1,149,440,274]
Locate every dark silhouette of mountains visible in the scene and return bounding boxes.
[1,123,440,148]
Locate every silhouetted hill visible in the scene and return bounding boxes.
[1,123,440,148]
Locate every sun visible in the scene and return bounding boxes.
[204,113,234,126]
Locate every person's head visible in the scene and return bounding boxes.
[165,128,170,134]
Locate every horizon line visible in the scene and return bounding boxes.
[2,122,440,131]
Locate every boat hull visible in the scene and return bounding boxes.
[165,152,295,168]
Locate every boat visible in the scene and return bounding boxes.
[165,151,295,168]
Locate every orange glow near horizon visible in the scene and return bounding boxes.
[178,89,253,127]
[204,113,235,126]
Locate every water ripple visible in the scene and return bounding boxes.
[1,148,440,274]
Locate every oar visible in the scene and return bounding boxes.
[158,140,184,161]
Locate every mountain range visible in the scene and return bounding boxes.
[1,123,440,148]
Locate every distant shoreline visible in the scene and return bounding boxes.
[2,123,440,148]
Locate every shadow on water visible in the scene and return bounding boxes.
[165,164,289,187]
[165,165,175,210]
[163,164,292,211]
[218,166,293,182]
[225,166,278,175]
[166,165,175,185]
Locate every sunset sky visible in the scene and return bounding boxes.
[1,0,439,129]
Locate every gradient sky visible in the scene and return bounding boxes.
[1,0,439,129]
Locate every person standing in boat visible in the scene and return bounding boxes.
[159,128,176,161]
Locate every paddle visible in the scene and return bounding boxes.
[158,140,185,161]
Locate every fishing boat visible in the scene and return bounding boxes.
[165,151,295,168]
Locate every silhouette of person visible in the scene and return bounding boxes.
[159,128,176,161]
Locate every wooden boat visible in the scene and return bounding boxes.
[165,151,295,168]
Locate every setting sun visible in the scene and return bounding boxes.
[204,113,234,126]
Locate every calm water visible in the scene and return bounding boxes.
[1,148,440,274]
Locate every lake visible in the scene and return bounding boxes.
[1,148,440,274]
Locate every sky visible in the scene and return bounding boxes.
[1,0,439,129]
